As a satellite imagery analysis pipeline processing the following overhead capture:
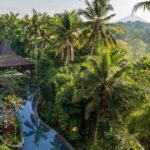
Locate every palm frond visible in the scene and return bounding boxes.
[105,23,126,35]
[88,57,99,70]
[78,9,94,20]
[132,1,150,14]
[102,4,114,17]
[102,14,116,22]
[85,0,95,19]
[92,0,101,17]
[106,31,117,47]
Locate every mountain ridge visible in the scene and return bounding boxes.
[116,15,148,23]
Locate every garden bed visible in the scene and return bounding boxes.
[0,113,24,149]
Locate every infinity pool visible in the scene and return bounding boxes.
[18,86,73,150]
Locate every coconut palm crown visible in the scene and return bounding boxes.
[79,0,125,55]
[53,10,81,62]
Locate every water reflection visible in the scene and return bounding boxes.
[18,86,73,150]
[24,114,49,145]
[51,134,71,150]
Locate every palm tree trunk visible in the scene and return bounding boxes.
[35,40,38,77]
[93,109,101,144]
[42,37,46,56]
[90,36,96,56]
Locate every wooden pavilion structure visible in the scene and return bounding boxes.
[0,41,33,71]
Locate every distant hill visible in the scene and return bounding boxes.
[116,21,150,44]
[117,15,148,23]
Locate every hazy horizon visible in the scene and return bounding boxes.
[0,0,150,22]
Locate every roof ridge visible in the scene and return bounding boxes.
[13,54,33,63]
[0,55,33,68]
[0,41,15,55]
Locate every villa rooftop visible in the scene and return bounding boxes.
[0,41,33,68]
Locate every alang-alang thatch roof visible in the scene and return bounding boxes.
[0,41,33,68]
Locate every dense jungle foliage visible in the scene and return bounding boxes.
[0,0,150,149]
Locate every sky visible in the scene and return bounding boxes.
[0,0,150,22]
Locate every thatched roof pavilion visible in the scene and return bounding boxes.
[0,41,33,69]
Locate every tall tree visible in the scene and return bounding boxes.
[53,11,81,62]
[40,13,52,54]
[23,10,43,76]
[79,0,125,55]
[3,12,20,41]
[72,47,130,143]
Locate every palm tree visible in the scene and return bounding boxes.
[0,13,26,56]
[23,10,43,76]
[79,0,125,55]
[53,11,81,62]
[72,48,129,143]
[132,1,150,14]
[1,12,20,43]
[39,13,52,55]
